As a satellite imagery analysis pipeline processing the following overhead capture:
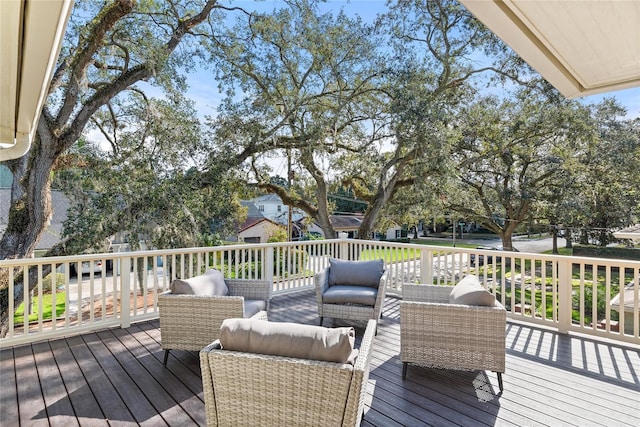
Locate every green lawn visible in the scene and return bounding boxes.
[359,240,478,263]
[359,247,420,262]
[13,292,66,324]
[410,239,479,249]
[496,287,555,319]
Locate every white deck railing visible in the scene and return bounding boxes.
[1,238,638,347]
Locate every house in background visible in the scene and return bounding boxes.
[237,217,285,244]
[306,214,402,240]
[307,215,363,239]
[247,194,305,225]
[232,200,286,243]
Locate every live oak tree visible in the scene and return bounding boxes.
[205,0,388,238]
[447,88,594,250]
[208,0,525,240]
[0,0,241,335]
[569,101,640,246]
[341,0,524,239]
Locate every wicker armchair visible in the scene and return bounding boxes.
[200,319,377,427]
[158,278,271,365]
[315,259,387,327]
[400,283,506,391]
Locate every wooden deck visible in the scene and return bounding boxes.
[2,289,639,426]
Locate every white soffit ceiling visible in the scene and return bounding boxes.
[0,0,74,161]
[459,0,640,98]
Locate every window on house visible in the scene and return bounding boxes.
[258,205,264,212]
[277,205,282,212]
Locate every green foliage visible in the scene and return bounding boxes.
[209,247,310,279]
[275,249,309,276]
[267,228,288,243]
[576,284,620,324]
[448,87,595,248]
[34,273,67,296]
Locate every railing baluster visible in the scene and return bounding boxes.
[1,240,640,347]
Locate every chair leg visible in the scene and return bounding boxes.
[497,372,503,392]
[402,362,408,379]
[163,349,170,366]
[319,317,323,326]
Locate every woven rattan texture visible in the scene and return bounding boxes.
[400,284,506,373]
[200,319,376,427]
[158,279,272,351]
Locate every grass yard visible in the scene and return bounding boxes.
[13,292,66,324]
[359,247,420,263]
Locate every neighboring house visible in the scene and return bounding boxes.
[306,214,402,240]
[307,215,361,239]
[614,224,640,241]
[247,194,305,225]
[382,223,403,240]
[238,217,285,244]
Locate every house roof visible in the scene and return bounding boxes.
[240,200,264,219]
[613,224,640,241]
[250,194,283,204]
[459,0,640,98]
[238,217,283,234]
[330,215,362,230]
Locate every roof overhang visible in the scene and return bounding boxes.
[613,225,640,241]
[458,0,640,98]
[0,0,74,161]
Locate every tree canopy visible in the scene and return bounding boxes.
[446,88,594,249]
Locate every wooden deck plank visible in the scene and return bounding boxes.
[31,341,79,427]
[81,332,167,426]
[107,327,205,426]
[94,329,195,426]
[48,338,109,427]
[65,334,137,424]
[2,289,639,427]
[0,348,19,423]
[13,344,48,426]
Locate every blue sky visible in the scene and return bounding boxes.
[180,0,639,120]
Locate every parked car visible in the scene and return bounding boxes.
[470,245,519,266]
[70,260,103,276]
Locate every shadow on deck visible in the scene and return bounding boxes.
[1,289,639,426]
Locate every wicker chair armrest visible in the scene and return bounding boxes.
[402,283,452,303]
[400,300,506,338]
[226,279,272,301]
[343,319,376,427]
[159,292,246,351]
[314,268,329,304]
[354,319,376,372]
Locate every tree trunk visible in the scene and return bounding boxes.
[565,228,573,249]
[0,136,56,261]
[552,228,559,254]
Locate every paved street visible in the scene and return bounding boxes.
[512,236,567,253]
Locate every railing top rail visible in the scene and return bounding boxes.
[0,239,344,266]
[2,239,640,268]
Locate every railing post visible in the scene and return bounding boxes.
[420,249,433,284]
[558,259,573,334]
[264,247,275,283]
[338,233,349,260]
[120,256,131,328]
